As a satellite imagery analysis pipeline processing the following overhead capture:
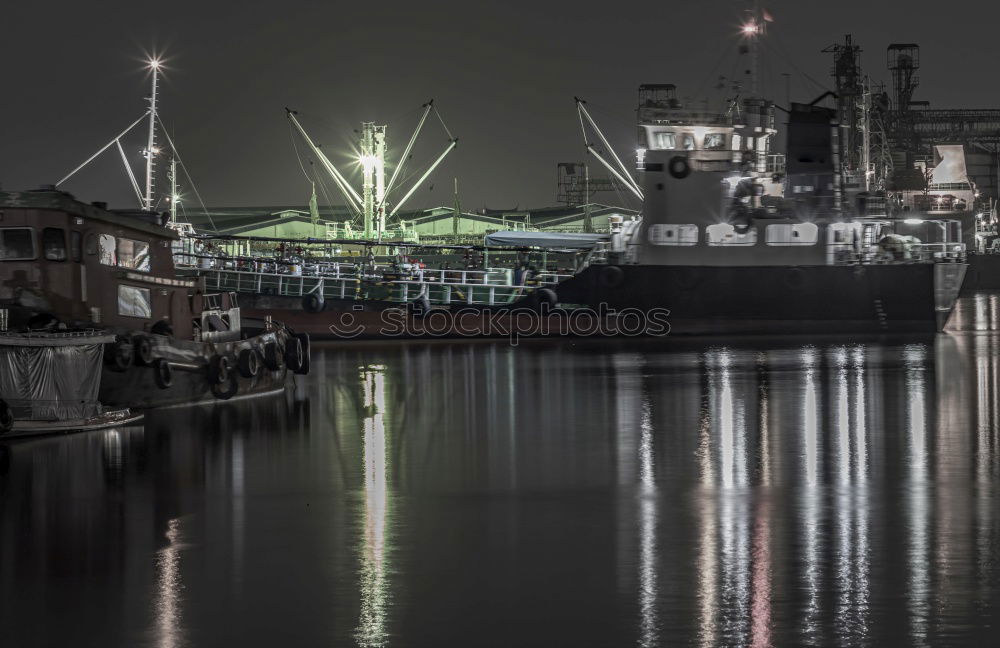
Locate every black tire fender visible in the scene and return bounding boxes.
[302,293,325,313]
[293,333,311,375]
[133,335,154,366]
[238,348,261,379]
[284,336,304,373]
[153,359,173,389]
[211,373,239,400]
[208,354,230,385]
[262,341,283,371]
[534,287,557,311]
[105,339,133,372]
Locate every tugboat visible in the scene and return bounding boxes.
[0,188,309,411]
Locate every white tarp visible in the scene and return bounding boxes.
[0,339,106,420]
[931,145,969,185]
[484,231,608,249]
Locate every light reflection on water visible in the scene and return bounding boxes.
[1,333,1000,646]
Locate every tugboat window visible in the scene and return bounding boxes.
[118,285,152,318]
[0,227,35,260]
[653,132,676,150]
[84,233,97,255]
[42,228,67,261]
[70,231,82,262]
[116,238,151,272]
[99,234,116,266]
[681,134,696,150]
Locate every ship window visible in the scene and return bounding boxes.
[706,223,757,246]
[681,134,695,150]
[704,133,726,150]
[71,231,82,262]
[653,132,676,150]
[99,234,117,265]
[0,227,35,260]
[85,233,97,255]
[42,227,67,261]
[648,224,698,246]
[118,284,152,318]
[765,223,818,246]
[116,238,151,272]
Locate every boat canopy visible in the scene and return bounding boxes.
[483,231,608,249]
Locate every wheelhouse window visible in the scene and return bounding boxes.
[703,133,727,150]
[71,231,82,262]
[42,227,67,261]
[85,233,97,255]
[99,234,116,266]
[681,134,695,150]
[706,223,757,246]
[118,285,152,318]
[765,223,818,246]
[648,224,698,246]
[653,132,676,150]
[116,238,151,272]
[0,227,35,260]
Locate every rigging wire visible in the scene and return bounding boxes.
[155,115,218,232]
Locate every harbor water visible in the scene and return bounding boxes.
[3,296,1000,646]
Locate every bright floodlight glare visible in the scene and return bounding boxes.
[742,22,758,35]
[149,59,161,69]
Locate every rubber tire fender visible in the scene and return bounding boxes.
[208,355,230,385]
[153,358,173,389]
[133,335,155,366]
[534,287,558,312]
[284,336,305,373]
[302,293,325,313]
[292,333,311,376]
[668,155,691,179]
[262,341,284,371]
[105,339,133,372]
[151,320,174,337]
[211,373,239,400]
[238,348,261,379]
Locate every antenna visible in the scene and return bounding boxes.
[144,59,161,211]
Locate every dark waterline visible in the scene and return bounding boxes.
[2,322,1000,646]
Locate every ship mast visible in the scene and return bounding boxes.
[144,59,161,211]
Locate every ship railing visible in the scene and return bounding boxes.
[186,266,570,307]
[829,242,966,265]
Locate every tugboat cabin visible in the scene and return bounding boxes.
[0,188,195,337]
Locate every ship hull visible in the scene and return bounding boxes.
[554,263,962,335]
[961,254,1000,292]
[231,263,962,338]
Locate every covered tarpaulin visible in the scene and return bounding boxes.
[931,145,969,185]
[0,332,113,421]
[483,231,608,249]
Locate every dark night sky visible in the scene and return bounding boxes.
[2,0,998,212]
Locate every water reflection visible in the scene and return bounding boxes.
[155,518,184,648]
[355,365,390,648]
[1,336,1000,646]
